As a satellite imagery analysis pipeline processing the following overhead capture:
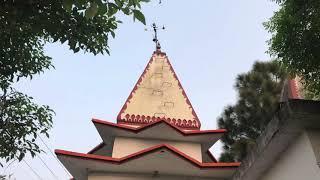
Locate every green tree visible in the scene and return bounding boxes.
[218,61,287,162]
[0,0,149,165]
[264,0,320,98]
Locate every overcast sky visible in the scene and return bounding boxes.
[3,1,278,179]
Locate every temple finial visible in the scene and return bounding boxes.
[152,23,165,51]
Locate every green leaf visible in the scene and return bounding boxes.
[107,3,118,16]
[45,132,50,138]
[97,4,108,15]
[74,47,80,53]
[85,2,99,18]
[61,37,67,44]
[115,0,124,7]
[132,10,146,25]
[31,151,36,157]
[110,31,115,38]
[105,49,110,55]
[18,153,25,161]
[121,7,130,15]
[63,0,73,12]
[69,40,76,49]
[74,0,87,9]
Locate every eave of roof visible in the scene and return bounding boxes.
[88,142,105,154]
[92,118,226,135]
[92,118,225,152]
[56,144,240,169]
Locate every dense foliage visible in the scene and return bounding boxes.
[0,0,149,165]
[264,0,320,98]
[218,61,287,162]
[0,90,54,163]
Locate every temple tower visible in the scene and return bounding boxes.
[117,50,200,129]
[55,49,240,180]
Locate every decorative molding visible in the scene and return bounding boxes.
[93,118,226,135]
[118,113,200,129]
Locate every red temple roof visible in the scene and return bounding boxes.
[56,144,240,180]
[56,144,240,168]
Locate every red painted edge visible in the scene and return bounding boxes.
[118,114,200,129]
[117,121,199,130]
[92,118,227,136]
[116,51,201,129]
[116,54,153,122]
[88,142,105,154]
[55,144,240,169]
[207,150,218,163]
[288,79,300,99]
[165,54,201,128]
[89,119,225,156]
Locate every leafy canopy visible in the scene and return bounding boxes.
[0,0,149,165]
[0,90,54,163]
[264,0,320,98]
[218,61,287,162]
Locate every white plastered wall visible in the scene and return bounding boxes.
[306,130,320,165]
[260,131,320,180]
[112,137,202,162]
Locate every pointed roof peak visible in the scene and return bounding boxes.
[152,50,166,57]
[117,52,201,129]
[280,77,302,102]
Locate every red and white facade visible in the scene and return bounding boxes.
[55,50,240,180]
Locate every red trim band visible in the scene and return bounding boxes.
[92,118,227,136]
[288,79,300,99]
[56,144,240,169]
[118,113,200,129]
[88,142,105,154]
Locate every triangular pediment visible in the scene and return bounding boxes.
[117,51,200,129]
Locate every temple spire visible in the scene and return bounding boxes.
[117,51,201,129]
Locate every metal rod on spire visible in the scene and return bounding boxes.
[151,23,165,51]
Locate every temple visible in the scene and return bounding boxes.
[55,49,240,180]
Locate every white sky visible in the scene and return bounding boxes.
[2,1,278,179]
